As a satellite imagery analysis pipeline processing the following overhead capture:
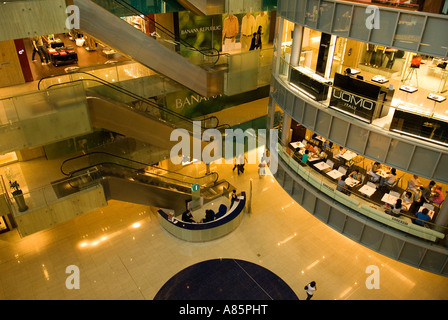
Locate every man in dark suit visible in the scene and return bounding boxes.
[182,210,195,223]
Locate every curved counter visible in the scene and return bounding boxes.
[158,192,246,242]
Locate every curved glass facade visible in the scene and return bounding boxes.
[269,0,448,274]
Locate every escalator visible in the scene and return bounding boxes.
[53,152,232,214]
[73,0,226,97]
[38,71,230,152]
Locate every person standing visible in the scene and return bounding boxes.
[255,26,262,50]
[305,281,317,300]
[230,189,238,207]
[418,180,436,207]
[32,36,50,65]
[249,32,257,51]
[407,175,423,200]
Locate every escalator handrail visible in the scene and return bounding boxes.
[37,71,230,131]
[61,151,219,185]
[67,162,220,193]
[109,0,230,65]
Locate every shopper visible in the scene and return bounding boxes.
[230,189,238,207]
[415,208,431,226]
[432,185,445,205]
[304,281,317,300]
[235,154,247,175]
[301,149,310,164]
[182,209,195,223]
[249,33,257,51]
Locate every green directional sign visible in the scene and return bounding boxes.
[191,183,200,192]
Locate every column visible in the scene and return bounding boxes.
[273,17,285,76]
[290,24,304,67]
[281,113,292,146]
[434,203,448,236]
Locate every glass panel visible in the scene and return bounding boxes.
[346,124,368,154]
[365,131,389,161]
[408,145,439,177]
[419,17,448,57]
[370,10,397,46]
[305,0,319,29]
[399,242,425,265]
[329,117,348,145]
[420,250,447,274]
[385,139,414,170]
[285,0,296,21]
[433,154,448,183]
[318,1,335,33]
[344,217,363,240]
[292,98,305,121]
[302,189,316,212]
[393,13,425,51]
[294,0,307,25]
[332,4,352,37]
[302,103,316,128]
[349,6,370,42]
[225,50,259,95]
[379,234,403,259]
[360,225,383,249]
[328,207,345,231]
[314,111,331,136]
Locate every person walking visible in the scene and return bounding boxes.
[304,281,317,300]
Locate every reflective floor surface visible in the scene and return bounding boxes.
[0,158,448,300]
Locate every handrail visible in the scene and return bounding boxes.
[63,162,223,195]
[60,151,219,185]
[277,139,448,235]
[108,0,230,67]
[37,71,230,131]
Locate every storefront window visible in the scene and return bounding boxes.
[299,28,321,71]
[278,17,448,144]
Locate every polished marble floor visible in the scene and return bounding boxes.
[0,157,448,300]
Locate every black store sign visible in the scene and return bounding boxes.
[330,73,381,122]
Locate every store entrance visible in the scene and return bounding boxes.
[24,32,128,81]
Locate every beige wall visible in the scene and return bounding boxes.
[0,40,25,88]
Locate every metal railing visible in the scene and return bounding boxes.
[60,151,220,186]
[38,71,231,133]
[276,138,448,242]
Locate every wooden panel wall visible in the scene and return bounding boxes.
[0,40,25,87]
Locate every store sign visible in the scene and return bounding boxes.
[331,89,376,111]
[174,93,222,110]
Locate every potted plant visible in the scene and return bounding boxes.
[9,180,28,212]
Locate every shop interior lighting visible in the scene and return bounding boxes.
[328,105,371,124]
[391,129,448,148]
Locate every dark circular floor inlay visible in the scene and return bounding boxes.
[154,259,299,300]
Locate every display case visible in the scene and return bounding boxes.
[390,109,448,146]
[288,66,331,101]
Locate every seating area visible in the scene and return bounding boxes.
[282,135,446,242]
[157,193,247,242]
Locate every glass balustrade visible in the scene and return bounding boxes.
[0,83,91,152]
[276,138,448,245]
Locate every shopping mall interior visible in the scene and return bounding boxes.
[0,0,448,301]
